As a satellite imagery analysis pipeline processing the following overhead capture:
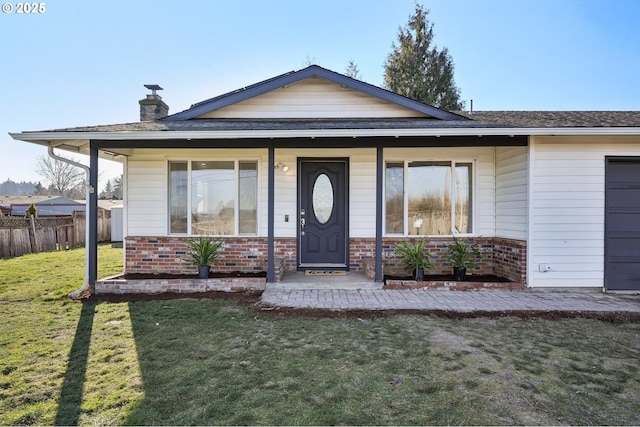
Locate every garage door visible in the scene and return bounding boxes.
[605,157,640,291]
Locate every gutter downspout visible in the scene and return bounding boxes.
[47,146,94,299]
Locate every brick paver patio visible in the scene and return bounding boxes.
[262,286,640,313]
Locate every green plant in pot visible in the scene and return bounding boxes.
[184,236,223,279]
[395,238,433,281]
[444,236,483,281]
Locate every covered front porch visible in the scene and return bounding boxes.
[105,132,527,283]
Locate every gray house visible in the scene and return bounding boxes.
[2,196,82,217]
[10,65,640,292]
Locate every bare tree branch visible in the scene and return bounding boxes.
[35,155,85,198]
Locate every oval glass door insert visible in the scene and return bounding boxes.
[312,174,333,224]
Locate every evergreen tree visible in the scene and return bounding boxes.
[345,59,362,80]
[32,182,46,195]
[383,4,464,110]
[100,181,113,199]
[98,175,123,199]
[112,175,123,199]
[0,179,41,195]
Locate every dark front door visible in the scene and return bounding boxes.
[298,159,348,269]
[605,157,640,291]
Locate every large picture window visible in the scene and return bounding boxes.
[168,160,258,235]
[385,161,473,235]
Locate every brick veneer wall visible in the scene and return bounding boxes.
[125,236,297,275]
[491,237,527,283]
[125,236,526,284]
[378,237,495,276]
[354,237,526,284]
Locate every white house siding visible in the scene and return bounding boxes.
[196,78,427,119]
[126,148,268,237]
[126,157,167,236]
[495,146,528,240]
[125,146,503,240]
[273,148,377,238]
[124,147,376,238]
[383,147,497,236]
[529,135,640,288]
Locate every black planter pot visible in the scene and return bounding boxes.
[198,266,210,279]
[413,267,425,281]
[453,267,467,282]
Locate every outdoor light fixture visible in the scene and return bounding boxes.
[275,162,289,172]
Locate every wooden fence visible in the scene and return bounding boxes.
[0,210,111,258]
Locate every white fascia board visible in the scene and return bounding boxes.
[10,127,640,142]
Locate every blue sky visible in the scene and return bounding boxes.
[1,0,639,187]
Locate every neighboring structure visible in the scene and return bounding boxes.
[9,65,640,292]
[1,196,83,217]
[0,195,121,217]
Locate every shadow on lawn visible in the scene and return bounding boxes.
[120,297,257,425]
[54,303,95,426]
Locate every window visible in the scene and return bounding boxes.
[169,162,188,233]
[168,160,258,235]
[385,161,473,235]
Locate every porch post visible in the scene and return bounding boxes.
[88,141,99,292]
[267,146,275,283]
[375,146,383,282]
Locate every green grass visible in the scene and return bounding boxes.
[1,246,640,425]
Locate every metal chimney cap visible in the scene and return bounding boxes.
[144,84,163,96]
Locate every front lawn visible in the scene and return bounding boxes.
[1,246,639,425]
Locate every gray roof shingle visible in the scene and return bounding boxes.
[22,111,640,135]
[457,111,640,127]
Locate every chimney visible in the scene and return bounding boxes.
[139,84,169,121]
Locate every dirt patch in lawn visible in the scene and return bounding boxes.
[85,291,640,323]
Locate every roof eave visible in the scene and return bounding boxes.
[10,127,640,144]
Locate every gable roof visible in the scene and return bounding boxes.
[9,65,640,153]
[165,65,469,122]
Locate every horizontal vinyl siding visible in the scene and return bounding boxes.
[126,159,166,236]
[496,146,528,239]
[273,148,377,238]
[349,150,377,237]
[197,78,426,119]
[126,149,268,237]
[125,146,500,241]
[530,135,640,288]
[273,151,298,238]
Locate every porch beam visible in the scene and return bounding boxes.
[267,147,275,283]
[88,141,99,292]
[93,135,527,150]
[375,146,383,282]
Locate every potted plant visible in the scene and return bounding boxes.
[444,236,483,281]
[183,236,223,279]
[395,238,433,281]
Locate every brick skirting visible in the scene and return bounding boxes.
[125,236,294,277]
[96,276,266,294]
[123,236,526,285]
[362,237,526,285]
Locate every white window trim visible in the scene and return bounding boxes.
[383,158,477,237]
[167,157,261,237]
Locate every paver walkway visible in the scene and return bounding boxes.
[262,285,640,313]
